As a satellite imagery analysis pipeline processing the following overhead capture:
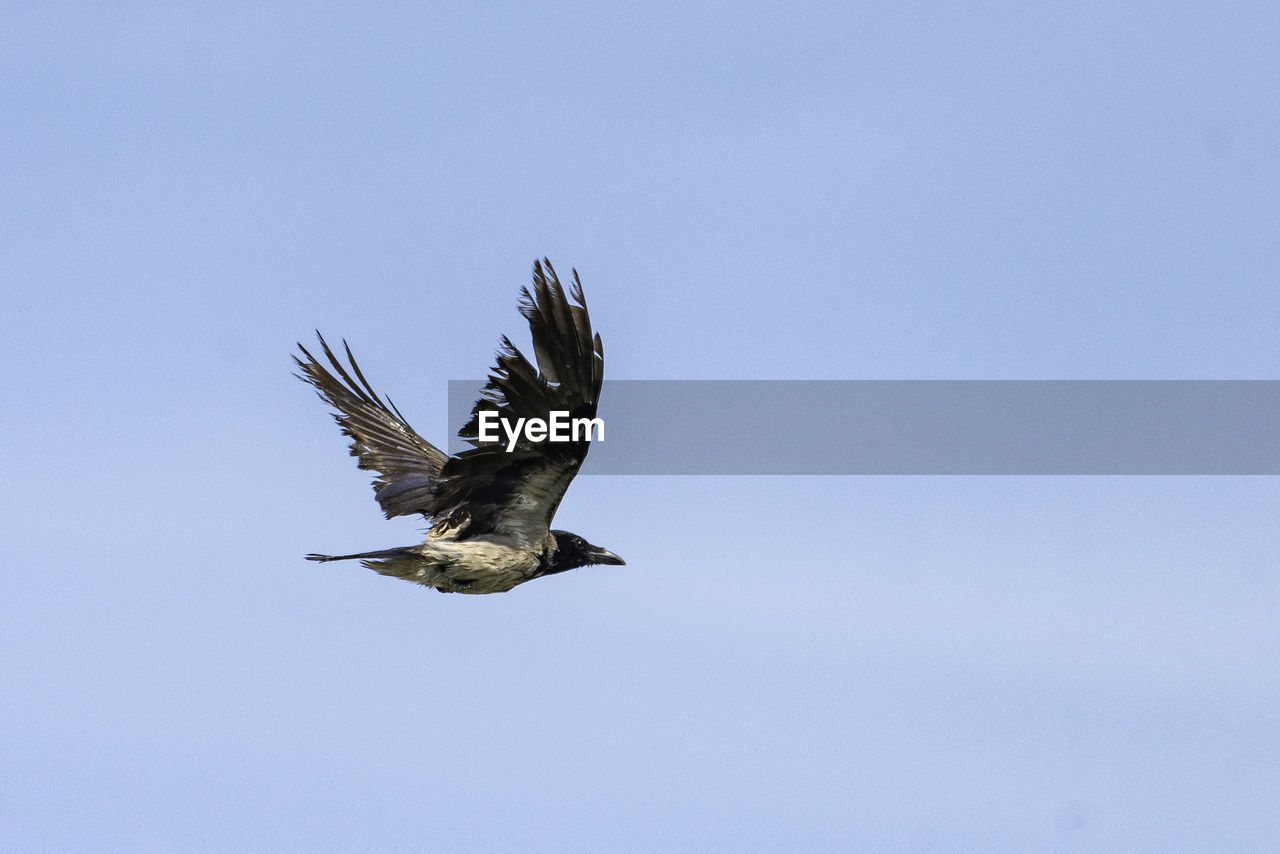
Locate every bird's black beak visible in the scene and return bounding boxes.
[589,547,626,566]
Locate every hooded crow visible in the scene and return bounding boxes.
[295,259,624,594]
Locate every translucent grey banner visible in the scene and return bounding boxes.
[447,381,1280,474]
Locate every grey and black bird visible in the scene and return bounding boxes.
[295,259,624,594]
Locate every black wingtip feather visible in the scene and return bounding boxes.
[295,330,447,518]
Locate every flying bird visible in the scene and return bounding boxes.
[295,259,624,594]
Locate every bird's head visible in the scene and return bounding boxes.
[545,530,626,575]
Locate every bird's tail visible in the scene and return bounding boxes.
[305,547,419,562]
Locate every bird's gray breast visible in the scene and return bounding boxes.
[413,535,544,594]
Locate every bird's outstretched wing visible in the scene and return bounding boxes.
[427,259,604,546]
[295,335,447,519]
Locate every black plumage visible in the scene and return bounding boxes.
[295,259,623,594]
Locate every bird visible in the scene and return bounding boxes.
[294,259,624,594]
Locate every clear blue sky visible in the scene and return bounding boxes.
[3,2,1279,850]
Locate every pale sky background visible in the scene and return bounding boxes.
[3,2,1280,851]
